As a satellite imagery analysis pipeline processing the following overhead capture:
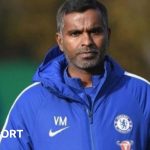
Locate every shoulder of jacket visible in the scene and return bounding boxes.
[124,71,150,86]
[124,71,150,121]
[17,82,41,97]
[123,71,150,99]
[6,82,44,116]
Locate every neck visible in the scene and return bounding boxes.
[68,64,104,87]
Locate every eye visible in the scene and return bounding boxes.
[70,31,81,37]
[91,28,104,35]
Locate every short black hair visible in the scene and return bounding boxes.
[56,0,108,32]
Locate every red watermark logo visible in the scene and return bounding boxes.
[117,140,133,150]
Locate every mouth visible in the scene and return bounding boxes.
[78,51,98,59]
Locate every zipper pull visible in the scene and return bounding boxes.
[89,110,93,124]
[86,108,93,124]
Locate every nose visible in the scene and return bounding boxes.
[81,33,93,47]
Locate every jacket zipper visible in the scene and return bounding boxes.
[49,88,96,149]
[86,106,95,150]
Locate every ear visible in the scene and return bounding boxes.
[56,33,64,52]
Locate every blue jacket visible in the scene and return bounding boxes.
[0,46,150,150]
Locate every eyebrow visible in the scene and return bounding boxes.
[67,26,104,33]
[90,26,104,30]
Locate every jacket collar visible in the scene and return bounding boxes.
[33,45,125,102]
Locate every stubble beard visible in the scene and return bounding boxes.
[65,47,106,71]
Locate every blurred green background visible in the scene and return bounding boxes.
[0,0,150,129]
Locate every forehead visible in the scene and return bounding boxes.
[63,9,103,30]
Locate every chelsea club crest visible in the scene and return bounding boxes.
[114,114,133,134]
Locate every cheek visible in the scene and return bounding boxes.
[94,36,106,47]
[62,38,78,53]
[61,42,74,58]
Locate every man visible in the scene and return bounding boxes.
[0,0,150,149]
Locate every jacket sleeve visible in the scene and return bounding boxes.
[141,82,150,150]
[0,83,41,150]
[0,96,33,150]
[147,85,150,150]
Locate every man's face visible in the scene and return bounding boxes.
[57,9,110,71]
